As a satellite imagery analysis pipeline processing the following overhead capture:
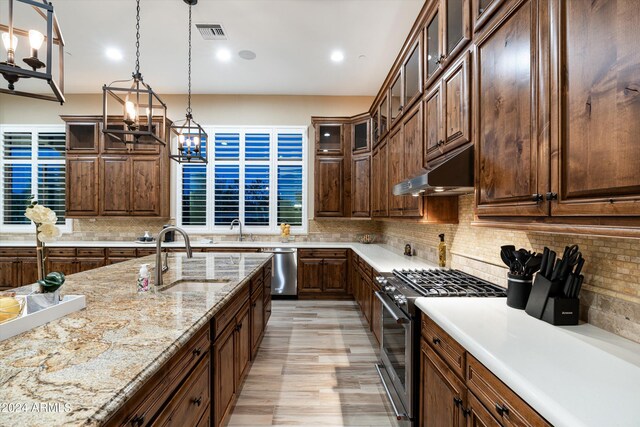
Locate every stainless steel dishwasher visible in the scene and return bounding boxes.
[261,248,297,297]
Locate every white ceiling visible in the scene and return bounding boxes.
[4,0,424,95]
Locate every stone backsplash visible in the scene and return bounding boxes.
[378,194,640,344]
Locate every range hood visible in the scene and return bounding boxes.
[393,143,474,196]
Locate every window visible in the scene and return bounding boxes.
[0,126,71,232]
[177,126,307,234]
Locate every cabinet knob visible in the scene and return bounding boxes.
[130,415,145,426]
[453,396,463,407]
[532,193,543,203]
[192,396,202,407]
[192,347,202,357]
[545,192,558,201]
[495,403,509,416]
[432,337,441,345]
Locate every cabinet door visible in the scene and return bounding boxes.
[0,259,19,289]
[551,0,640,216]
[402,103,424,217]
[317,124,343,155]
[371,282,382,345]
[467,392,501,427]
[315,157,344,217]
[361,273,372,324]
[130,157,161,216]
[378,140,389,217]
[100,157,130,215]
[66,157,99,216]
[420,340,466,427]
[444,0,471,60]
[371,149,380,215]
[475,0,548,216]
[380,94,389,137]
[404,39,423,108]
[472,0,506,32]
[322,258,348,294]
[297,258,323,294]
[66,122,99,154]
[19,258,39,286]
[351,155,371,217]
[442,51,471,154]
[77,258,106,273]
[388,127,404,217]
[214,322,236,427]
[390,72,404,125]
[424,84,444,164]
[236,303,251,384]
[352,118,370,154]
[425,4,443,87]
[250,288,264,359]
[47,257,78,276]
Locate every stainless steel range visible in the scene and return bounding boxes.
[374,269,506,425]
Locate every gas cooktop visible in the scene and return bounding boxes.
[391,269,507,298]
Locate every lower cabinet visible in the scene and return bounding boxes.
[351,253,381,345]
[297,249,349,298]
[419,312,551,427]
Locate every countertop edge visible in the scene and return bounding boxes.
[90,256,272,425]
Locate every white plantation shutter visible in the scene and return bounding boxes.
[1,127,67,228]
[177,126,306,233]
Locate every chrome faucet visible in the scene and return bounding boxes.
[155,226,192,287]
[230,219,244,241]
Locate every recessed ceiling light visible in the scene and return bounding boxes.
[358,54,367,60]
[216,48,232,62]
[238,50,256,60]
[105,47,123,61]
[330,50,344,62]
[323,133,330,137]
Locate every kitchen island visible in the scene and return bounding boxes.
[0,252,272,427]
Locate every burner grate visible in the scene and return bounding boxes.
[392,269,506,297]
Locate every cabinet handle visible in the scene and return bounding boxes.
[438,140,444,147]
[432,337,441,345]
[236,323,242,331]
[545,192,558,201]
[463,408,471,417]
[532,193,543,203]
[191,396,203,407]
[251,302,257,308]
[192,347,202,357]
[453,396,463,407]
[495,403,509,417]
[130,415,144,426]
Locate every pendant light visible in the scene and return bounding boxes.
[169,0,207,164]
[102,0,168,146]
[0,0,65,103]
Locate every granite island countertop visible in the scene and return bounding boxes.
[0,252,272,427]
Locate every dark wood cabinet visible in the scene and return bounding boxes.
[402,102,425,217]
[19,258,39,286]
[424,84,444,164]
[297,249,349,298]
[316,124,344,156]
[371,139,389,218]
[352,116,371,154]
[404,39,423,109]
[0,259,19,290]
[467,392,501,427]
[390,71,404,126]
[250,287,264,359]
[420,340,467,427]
[63,116,169,219]
[236,302,251,384]
[474,0,548,217]
[371,279,382,345]
[425,4,443,86]
[66,157,99,216]
[388,126,404,217]
[351,155,371,217]
[315,157,345,217]
[47,257,78,276]
[214,321,236,427]
[549,0,640,217]
[472,0,506,32]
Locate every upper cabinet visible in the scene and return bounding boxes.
[66,121,99,154]
[352,115,371,154]
[390,72,403,126]
[549,0,640,217]
[425,0,471,88]
[379,94,389,140]
[403,39,423,109]
[316,124,344,156]
[472,0,506,32]
[475,0,548,217]
[313,118,350,218]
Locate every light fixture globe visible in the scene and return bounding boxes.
[101,0,168,146]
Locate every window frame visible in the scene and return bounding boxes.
[176,125,308,235]
[0,124,72,234]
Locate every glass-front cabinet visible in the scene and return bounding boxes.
[425,6,442,85]
[317,124,343,155]
[444,0,470,59]
[472,0,505,31]
[403,39,422,108]
[379,94,389,138]
[390,71,403,125]
[352,116,370,154]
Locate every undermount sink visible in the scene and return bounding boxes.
[159,279,232,293]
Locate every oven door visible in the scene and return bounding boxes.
[375,291,414,421]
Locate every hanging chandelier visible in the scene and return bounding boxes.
[0,0,65,103]
[102,0,168,146]
[169,0,207,164]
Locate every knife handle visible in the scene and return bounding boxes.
[573,257,585,276]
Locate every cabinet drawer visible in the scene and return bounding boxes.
[48,248,76,257]
[263,262,272,280]
[0,248,36,257]
[213,283,249,339]
[153,355,210,427]
[298,248,348,258]
[467,355,551,427]
[77,248,106,257]
[250,272,264,295]
[164,325,210,392]
[421,314,466,379]
[108,248,137,257]
[137,248,156,257]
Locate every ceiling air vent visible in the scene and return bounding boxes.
[196,24,227,40]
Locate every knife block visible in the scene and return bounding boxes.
[525,274,557,319]
[541,297,580,326]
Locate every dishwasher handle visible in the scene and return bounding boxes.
[260,248,296,254]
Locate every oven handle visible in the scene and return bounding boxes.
[375,291,410,324]
[375,363,410,420]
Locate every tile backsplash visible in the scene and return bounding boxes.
[378,195,640,344]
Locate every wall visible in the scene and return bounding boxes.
[379,194,640,344]
[0,93,374,238]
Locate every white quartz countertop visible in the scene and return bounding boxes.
[0,240,437,273]
[415,298,640,427]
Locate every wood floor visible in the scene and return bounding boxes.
[227,300,402,426]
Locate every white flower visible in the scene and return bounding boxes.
[25,204,57,225]
[37,223,61,243]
